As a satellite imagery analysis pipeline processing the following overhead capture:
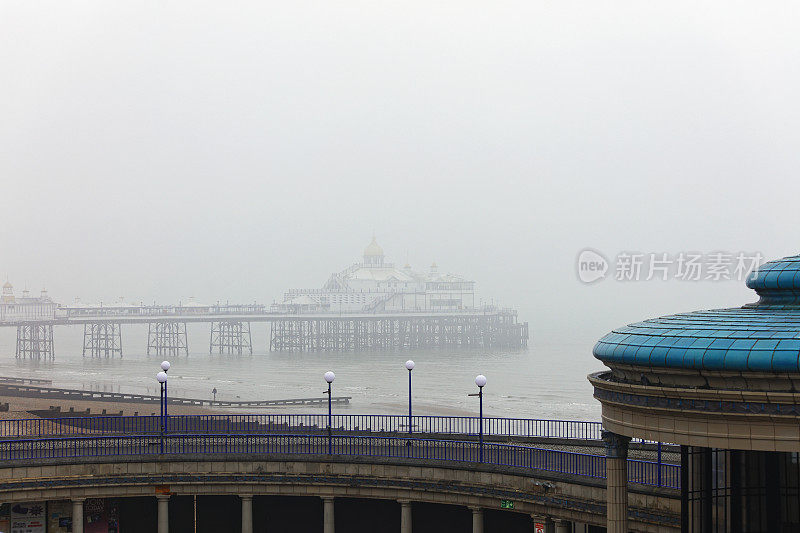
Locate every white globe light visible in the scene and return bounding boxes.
[475,374,487,388]
[160,361,171,371]
[324,371,335,383]
[405,360,415,371]
[157,371,168,383]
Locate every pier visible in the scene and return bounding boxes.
[1,306,528,358]
[0,240,529,358]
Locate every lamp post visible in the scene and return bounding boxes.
[474,375,487,462]
[405,360,415,434]
[157,371,167,454]
[324,371,335,454]
[160,361,170,420]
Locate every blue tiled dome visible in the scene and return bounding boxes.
[746,255,800,306]
[594,255,800,372]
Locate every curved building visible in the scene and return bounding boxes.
[590,254,800,532]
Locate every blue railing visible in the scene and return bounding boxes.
[0,414,603,440]
[0,433,679,489]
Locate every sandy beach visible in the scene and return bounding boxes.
[0,394,222,421]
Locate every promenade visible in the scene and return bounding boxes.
[0,413,680,532]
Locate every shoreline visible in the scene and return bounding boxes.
[0,394,223,420]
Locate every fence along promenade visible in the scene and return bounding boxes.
[0,414,603,440]
[0,414,680,489]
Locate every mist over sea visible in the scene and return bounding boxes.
[0,325,600,421]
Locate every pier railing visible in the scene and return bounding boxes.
[0,414,603,440]
[0,433,680,489]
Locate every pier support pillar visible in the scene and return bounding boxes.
[323,497,335,533]
[16,323,54,360]
[470,507,483,533]
[147,322,189,357]
[399,500,412,533]
[602,430,631,533]
[241,495,253,533]
[72,499,84,533]
[82,322,122,358]
[157,494,170,533]
[210,321,253,355]
[269,313,527,352]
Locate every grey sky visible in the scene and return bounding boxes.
[2,2,799,348]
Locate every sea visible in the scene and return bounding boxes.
[0,324,601,421]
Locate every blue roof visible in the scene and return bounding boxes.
[594,254,800,372]
[746,254,800,305]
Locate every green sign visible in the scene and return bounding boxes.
[500,500,514,510]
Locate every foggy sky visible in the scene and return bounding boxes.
[2,2,799,350]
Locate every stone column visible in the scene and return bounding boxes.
[399,500,412,533]
[72,499,85,533]
[157,494,170,533]
[470,507,483,533]
[241,495,253,533]
[602,430,631,533]
[554,519,571,533]
[531,515,547,533]
[572,524,589,533]
[323,497,335,533]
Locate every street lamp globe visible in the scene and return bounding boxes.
[405,360,415,371]
[160,361,171,371]
[475,374,487,388]
[157,371,168,383]
[324,371,335,384]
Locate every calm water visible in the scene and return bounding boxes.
[0,325,601,421]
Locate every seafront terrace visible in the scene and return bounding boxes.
[0,414,680,489]
[0,414,680,532]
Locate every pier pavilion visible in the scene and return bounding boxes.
[276,237,476,313]
[591,253,800,532]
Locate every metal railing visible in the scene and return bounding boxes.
[0,414,603,440]
[0,433,679,489]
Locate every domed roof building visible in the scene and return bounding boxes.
[590,254,800,532]
[0,281,57,322]
[363,236,385,266]
[275,237,475,313]
[1,281,14,303]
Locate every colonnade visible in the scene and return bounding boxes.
[68,494,586,532]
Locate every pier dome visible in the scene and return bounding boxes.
[363,237,385,266]
[594,254,800,373]
[364,237,383,257]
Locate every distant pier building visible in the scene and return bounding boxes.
[1,282,57,359]
[268,238,526,351]
[274,237,475,313]
[0,282,56,322]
